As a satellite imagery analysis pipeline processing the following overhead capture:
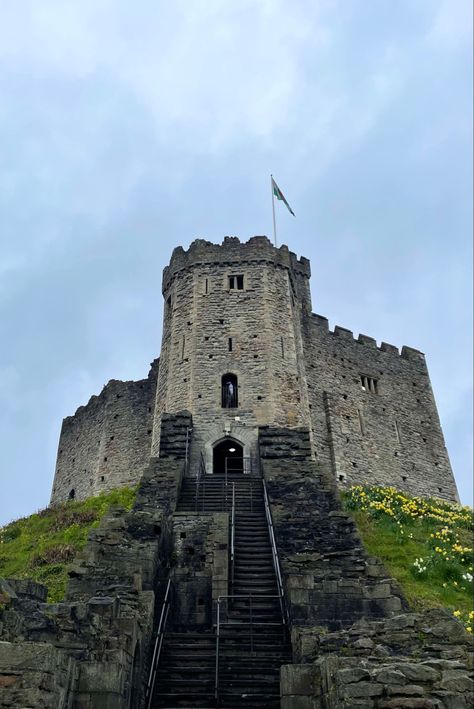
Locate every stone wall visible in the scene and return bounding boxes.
[259,427,472,709]
[170,511,229,628]
[50,360,159,504]
[303,315,458,502]
[282,609,473,708]
[0,413,189,709]
[260,427,407,631]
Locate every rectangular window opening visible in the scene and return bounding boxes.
[228,274,244,290]
[281,336,285,358]
[360,375,378,393]
[228,337,233,352]
[205,278,209,294]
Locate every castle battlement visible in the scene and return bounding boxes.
[163,235,311,292]
[311,313,426,362]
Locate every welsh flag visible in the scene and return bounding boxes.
[272,176,295,216]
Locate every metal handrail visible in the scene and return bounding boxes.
[184,427,192,476]
[224,456,258,479]
[262,479,288,626]
[215,593,283,703]
[215,597,221,703]
[145,578,172,709]
[230,483,235,592]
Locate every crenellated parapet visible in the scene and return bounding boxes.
[310,313,426,362]
[162,235,310,293]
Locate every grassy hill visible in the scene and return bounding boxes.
[0,483,472,634]
[0,487,137,602]
[342,485,474,633]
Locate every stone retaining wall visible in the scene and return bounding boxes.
[282,610,473,708]
[0,413,192,709]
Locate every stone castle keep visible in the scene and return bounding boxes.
[1,236,470,709]
[52,236,458,504]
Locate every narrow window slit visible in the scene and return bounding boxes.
[394,419,402,444]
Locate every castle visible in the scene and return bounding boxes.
[1,236,470,709]
[51,235,458,504]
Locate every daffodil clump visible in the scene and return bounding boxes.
[343,486,474,633]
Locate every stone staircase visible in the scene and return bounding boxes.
[151,473,290,708]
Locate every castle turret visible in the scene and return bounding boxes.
[151,236,313,473]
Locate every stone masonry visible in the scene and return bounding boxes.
[1,416,471,708]
[50,236,458,504]
[1,236,469,708]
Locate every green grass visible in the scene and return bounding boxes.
[0,486,137,602]
[342,485,474,632]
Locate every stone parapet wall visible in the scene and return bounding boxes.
[163,236,311,292]
[51,359,159,504]
[303,313,458,501]
[171,511,229,628]
[260,427,407,631]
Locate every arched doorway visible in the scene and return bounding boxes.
[213,439,244,475]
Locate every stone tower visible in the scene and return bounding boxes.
[151,236,313,474]
[50,235,459,504]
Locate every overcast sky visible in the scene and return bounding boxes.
[0,0,472,525]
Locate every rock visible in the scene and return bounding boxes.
[343,681,384,697]
[379,699,438,708]
[375,669,407,684]
[387,684,425,696]
[426,618,468,643]
[396,663,439,683]
[386,615,416,630]
[338,667,371,683]
[439,671,474,692]
[353,638,375,650]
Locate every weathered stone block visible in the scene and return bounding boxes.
[281,664,318,696]
[343,681,384,697]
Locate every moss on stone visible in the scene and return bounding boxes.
[0,486,137,602]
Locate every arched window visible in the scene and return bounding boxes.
[221,373,238,408]
[68,488,75,500]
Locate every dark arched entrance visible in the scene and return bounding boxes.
[213,439,244,475]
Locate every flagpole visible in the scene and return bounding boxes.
[271,174,277,246]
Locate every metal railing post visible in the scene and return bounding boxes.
[215,599,221,706]
[262,480,288,626]
[230,483,235,593]
[249,594,253,654]
[145,578,172,709]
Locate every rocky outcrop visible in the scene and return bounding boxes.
[282,610,473,708]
